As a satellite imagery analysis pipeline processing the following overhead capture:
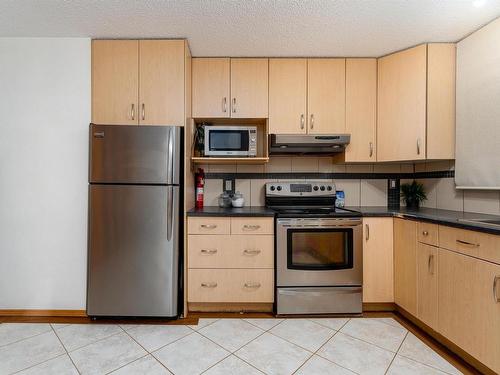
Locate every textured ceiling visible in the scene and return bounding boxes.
[1,0,500,57]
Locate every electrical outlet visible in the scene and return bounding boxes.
[223,178,235,194]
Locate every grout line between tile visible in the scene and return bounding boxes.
[383,331,409,375]
[103,353,150,375]
[0,325,53,349]
[50,325,82,375]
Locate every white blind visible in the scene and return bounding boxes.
[455,17,500,190]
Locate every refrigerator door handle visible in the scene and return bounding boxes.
[167,186,174,242]
[167,128,174,185]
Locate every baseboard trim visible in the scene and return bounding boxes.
[396,305,494,375]
[188,302,273,313]
[362,302,396,312]
[0,310,87,317]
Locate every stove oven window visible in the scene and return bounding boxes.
[287,228,353,270]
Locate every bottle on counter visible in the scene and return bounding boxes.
[195,168,205,209]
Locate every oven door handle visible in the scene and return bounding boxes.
[279,288,362,297]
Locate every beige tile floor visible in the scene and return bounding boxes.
[0,317,464,375]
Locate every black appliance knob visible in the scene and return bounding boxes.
[327,186,333,191]
[320,186,325,191]
[276,186,282,191]
[270,186,275,191]
[313,186,319,191]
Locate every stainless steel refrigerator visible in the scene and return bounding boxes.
[87,124,182,318]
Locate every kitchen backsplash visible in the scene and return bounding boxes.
[200,158,500,215]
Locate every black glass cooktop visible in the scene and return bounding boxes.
[268,206,361,218]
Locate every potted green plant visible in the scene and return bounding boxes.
[400,180,427,209]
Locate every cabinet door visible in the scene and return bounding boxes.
[363,218,394,303]
[377,45,427,161]
[394,218,417,315]
[269,59,307,134]
[192,58,230,118]
[230,58,268,118]
[417,243,438,329]
[139,40,185,126]
[92,40,139,125]
[345,59,377,162]
[307,59,346,134]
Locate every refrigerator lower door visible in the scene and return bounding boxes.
[87,184,179,317]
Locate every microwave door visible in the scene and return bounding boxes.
[205,128,252,156]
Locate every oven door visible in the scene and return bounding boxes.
[205,128,250,156]
[276,217,363,287]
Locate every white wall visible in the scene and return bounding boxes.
[0,38,90,309]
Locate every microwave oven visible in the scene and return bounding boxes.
[204,126,257,157]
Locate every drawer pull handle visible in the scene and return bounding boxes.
[422,230,429,236]
[243,249,261,256]
[200,249,217,255]
[428,254,435,275]
[456,239,480,247]
[244,282,261,289]
[243,225,261,231]
[201,282,217,288]
[200,224,217,229]
[494,276,500,303]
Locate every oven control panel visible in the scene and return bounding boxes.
[266,182,336,197]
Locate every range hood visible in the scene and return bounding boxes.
[269,134,350,155]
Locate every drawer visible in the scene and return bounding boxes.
[417,222,439,246]
[439,225,500,264]
[188,217,230,235]
[188,235,274,269]
[188,269,274,303]
[231,217,274,235]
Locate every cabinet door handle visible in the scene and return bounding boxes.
[200,224,217,229]
[243,224,260,231]
[201,282,217,288]
[417,138,421,155]
[222,97,227,113]
[141,103,145,121]
[369,142,373,158]
[428,254,435,275]
[310,114,314,129]
[422,230,429,236]
[456,239,480,247]
[232,98,236,113]
[365,224,369,241]
[494,275,500,303]
[131,104,135,120]
[244,282,261,289]
[300,114,305,130]
[200,249,217,255]
[243,249,261,256]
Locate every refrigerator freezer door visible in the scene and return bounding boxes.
[89,124,181,185]
[87,184,179,317]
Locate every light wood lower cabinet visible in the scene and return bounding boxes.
[188,269,274,303]
[187,216,274,307]
[394,218,418,315]
[417,243,438,329]
[363,218,394,303]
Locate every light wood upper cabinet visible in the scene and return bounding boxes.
[417,243,438,330]
[92,40,139,125]
[345,58,377,162]
[192,58,230,118]
[378,45,427,161]
[427,43,456,160]
[394,218,418,315]
[307,59,345,134]
[378,44,456,161]
[230,59,268,118]
[269,59,307,134]
[139,40,185,126]
[363,218,394,303]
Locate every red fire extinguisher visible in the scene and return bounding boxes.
[195,168,205,209]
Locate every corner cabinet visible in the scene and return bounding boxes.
[192,58,268,119]
[269,58,346,135]
[92,39,190,126]
[377,43,455,161]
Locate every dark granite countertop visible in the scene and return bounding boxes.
[188,206,500,235]
[345,206,500,235]
[187,206,276,217]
